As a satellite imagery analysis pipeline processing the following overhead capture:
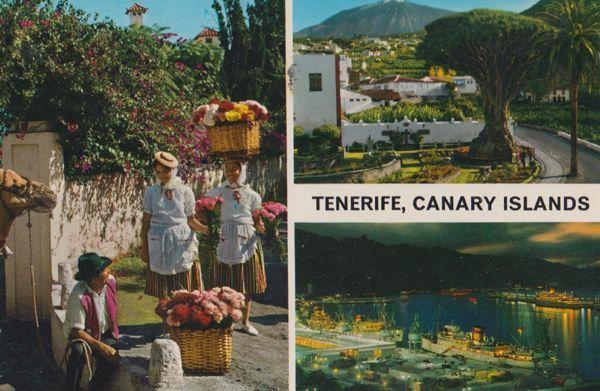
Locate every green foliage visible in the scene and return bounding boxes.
[111,255,147,279]
[512,102,600,143]
[349,97,483,123]
[296,366,343,391]
[213,0,285,155]
[536,0,600,88]
[312,124,341,142]
[0,0,222,179]
[293,125,304,137]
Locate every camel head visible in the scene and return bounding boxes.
[0,169,57,217]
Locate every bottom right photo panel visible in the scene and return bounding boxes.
[295,223,600,391]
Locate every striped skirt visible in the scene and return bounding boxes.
[210,240,267,295]
[144,261,203,298]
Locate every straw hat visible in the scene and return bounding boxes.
[154,151,179,168]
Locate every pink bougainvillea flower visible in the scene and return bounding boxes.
[19,19,34,28]
[174,62,185,72]
[66,122,78,133]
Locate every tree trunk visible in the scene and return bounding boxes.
[569,80,579,177]
[468,99,517,161]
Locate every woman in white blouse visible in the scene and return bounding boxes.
[205,160,267,336]
[141,151,208,298]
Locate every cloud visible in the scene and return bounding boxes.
[530,223,600,244]
[458,242,514,254]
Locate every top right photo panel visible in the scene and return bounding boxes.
[292,0,600,184]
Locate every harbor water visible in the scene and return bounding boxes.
[318,291,600,380]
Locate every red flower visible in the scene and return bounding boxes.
[218,100,235,111]
[171,304,191,323]
[191,309,212,328]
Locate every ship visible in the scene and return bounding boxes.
[534,288,585,309]
[422,324,554,370]
[306,308,338,331]
[441,288,473,298]
[350,314,404,345]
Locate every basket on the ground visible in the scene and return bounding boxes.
[169,326,233,372]
[207,121,260,158]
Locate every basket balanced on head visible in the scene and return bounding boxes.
[155,287,245,372]
[192,99,269,159]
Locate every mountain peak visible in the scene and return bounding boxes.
[295,0,454,38]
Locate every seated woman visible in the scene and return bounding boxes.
[63,252,119,390]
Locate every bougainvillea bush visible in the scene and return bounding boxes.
[0,0,222,180]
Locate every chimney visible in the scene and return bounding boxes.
[126,3,148,27]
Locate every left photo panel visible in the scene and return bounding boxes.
[0,1,288,390]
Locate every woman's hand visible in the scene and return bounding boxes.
[188,216,209,235]
[96,342,119,363]
[254,216,266,234]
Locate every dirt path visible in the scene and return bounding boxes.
[118,302,289,390]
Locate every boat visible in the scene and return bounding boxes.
[422,324,554,370]
[306,309,338,331]
[534,288,585,309]
[441,288,473,298]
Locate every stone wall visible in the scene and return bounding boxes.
[295,159,402,183]
[2,132,286,320]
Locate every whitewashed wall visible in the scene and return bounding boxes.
[293,53,338,132]
[341,89,376,114]
[342,118,514,146]
[2,131,285,320]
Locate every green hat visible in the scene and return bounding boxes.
[74,252,112,281]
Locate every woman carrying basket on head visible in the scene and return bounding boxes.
[204,159,267,336]
[141,151,208,299]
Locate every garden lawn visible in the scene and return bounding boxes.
[116,276,159,326]
[449,167,480,183]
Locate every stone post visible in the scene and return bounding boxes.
[2,130,64,321]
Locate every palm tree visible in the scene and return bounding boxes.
[537,0,600,176]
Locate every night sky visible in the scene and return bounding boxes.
[297,223,600,268]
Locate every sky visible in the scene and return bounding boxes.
[293,0,540,31]
[297,223,600,268]
[69,0,252,39]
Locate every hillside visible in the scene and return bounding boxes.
[295,0,454,38]
[296,229,600,296]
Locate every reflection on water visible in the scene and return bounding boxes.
[319,292,600,379]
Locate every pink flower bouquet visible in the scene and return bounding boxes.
[155,287,245,330]
[252,201,287,262]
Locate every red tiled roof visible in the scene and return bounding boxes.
[371,75,449,84]
[361,89,401,101]
[126,3,148,14]
[197,27,219,38]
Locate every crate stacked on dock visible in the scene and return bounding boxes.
[193,99,269,159]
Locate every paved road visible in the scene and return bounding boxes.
[514,126,600,184]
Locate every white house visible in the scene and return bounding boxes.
[341,89,375,114]
[293,53,341,133]
[523,88,570,103]
[339,55,352,88]
[361,75,448,100]
[452,76,478,94]
[126,3,148,26]
[195,27,220,46]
